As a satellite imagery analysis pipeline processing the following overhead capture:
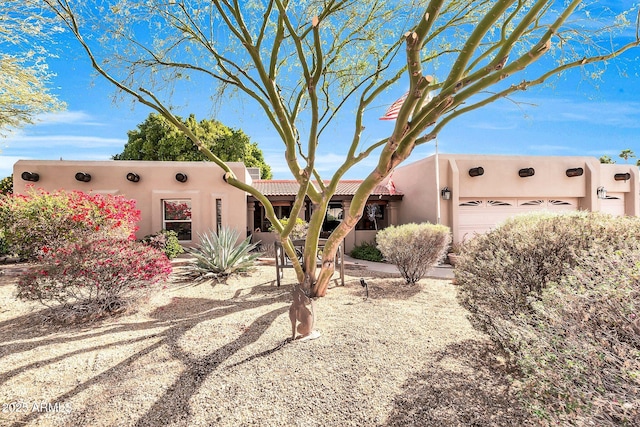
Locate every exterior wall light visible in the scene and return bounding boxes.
[614,173,631,181]
[597,186,607,199]
[75,172,91,182]
[468,167,484,177]
[175,173,188,183]
[566,167,584,177]
[21,171,40,182]
[441,187,452,200]
[518,167,535,178]
[126,172,140,182]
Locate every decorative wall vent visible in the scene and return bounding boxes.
[75,172,91,182]
[459,200,483,207]
[549,200,573,206]
[488,200,512,206]
[520,200,544,206]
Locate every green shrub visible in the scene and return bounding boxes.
[141,229,184,259]
[0,229,9,256]
[376,222,451,284]
[268,217,308,240]
[0,188,140,259]
[0,175,12,195]
[17,238,172,319]
[350,241,383,262]
[187,226,260,279]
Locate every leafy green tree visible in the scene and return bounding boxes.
[0,176,12,195]
[0,1,65,135]
[45,0,639,299]
[599,155,616,164]
[619,149,636,164]
[113,113,272,179]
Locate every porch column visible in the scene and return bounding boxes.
[387,201,399,226]
[247,202,255,234]
[342,200,356,253]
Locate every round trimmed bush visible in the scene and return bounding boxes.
[376,222,451,284]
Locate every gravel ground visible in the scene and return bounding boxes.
[0,261,537,427]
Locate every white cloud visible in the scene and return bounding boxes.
[33,110,104,126]
[519,97,640,128]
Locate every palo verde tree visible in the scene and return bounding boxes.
[1,1,65,135]
[43,1,639,298]
[114,113,273,179]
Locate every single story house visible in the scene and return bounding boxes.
[12,154,639,250]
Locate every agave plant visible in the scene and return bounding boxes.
[187,226,260,279]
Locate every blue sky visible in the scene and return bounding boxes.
[2,11,640,179]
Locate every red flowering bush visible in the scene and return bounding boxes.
[17,238,172,317]
[0,187,140,259]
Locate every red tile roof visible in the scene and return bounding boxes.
[252,180,401,196]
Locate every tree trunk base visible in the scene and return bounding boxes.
[295,330,321,342]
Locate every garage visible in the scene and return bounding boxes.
[599,193,626,216]
[458,198,578,239]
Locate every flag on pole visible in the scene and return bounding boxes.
[379,91,434,121]
[385,171,397,195]
[379,92,408,121]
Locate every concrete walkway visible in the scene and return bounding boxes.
[343,255,455,280]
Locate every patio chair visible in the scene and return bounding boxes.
[274,238,344,287]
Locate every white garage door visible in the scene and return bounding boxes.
[600,193,625,217]
[458,198,578,239]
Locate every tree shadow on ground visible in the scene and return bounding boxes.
[343,277,423,300]
[384,339,539,427]
[5,285,292,427]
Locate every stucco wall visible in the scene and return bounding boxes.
[13,160,249,245]
[390,156,441,226]
[392,154,639,242]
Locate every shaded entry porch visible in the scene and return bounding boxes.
[247,180,403,253]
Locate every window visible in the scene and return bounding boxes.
[255,201,292,232]
[163,199,192,241]
[216,198,222,232]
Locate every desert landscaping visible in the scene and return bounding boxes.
[0,259,533,427]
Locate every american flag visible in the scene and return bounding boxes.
[379,92,408,121]
[385,171,397,195]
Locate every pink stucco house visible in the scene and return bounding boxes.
[12,154,639,250]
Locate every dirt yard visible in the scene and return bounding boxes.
[0,260,537,426]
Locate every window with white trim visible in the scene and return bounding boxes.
[163,199,192,241]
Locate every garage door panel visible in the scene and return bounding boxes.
[458,198,578,239]
[599,193,625,216]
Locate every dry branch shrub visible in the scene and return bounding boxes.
[377,222,451,284]
[456,212,640,424]
[456,212,640,346]
[515,248,640,425]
